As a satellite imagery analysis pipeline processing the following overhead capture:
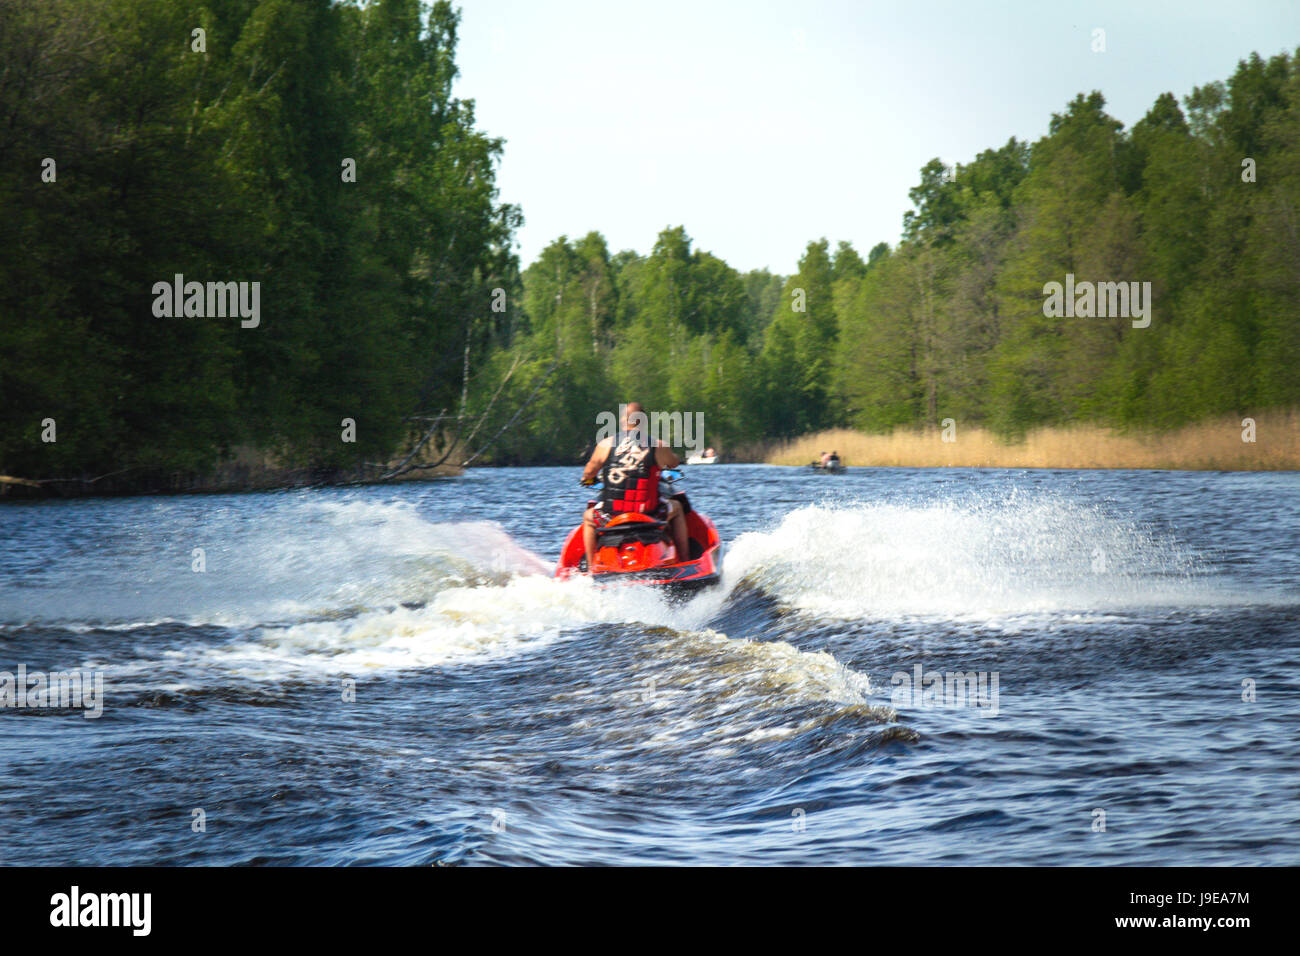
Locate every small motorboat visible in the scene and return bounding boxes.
[808,459,846,474]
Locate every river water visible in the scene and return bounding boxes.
[1,465,1297,865]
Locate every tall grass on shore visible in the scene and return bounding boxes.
[766,409,1300,471]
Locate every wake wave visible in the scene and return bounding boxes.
[167,574,662,677]
[718,494,1219,621]
[2,498,548,627]
[9,491,1244,695]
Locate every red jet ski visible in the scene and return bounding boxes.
[555,471,723,592]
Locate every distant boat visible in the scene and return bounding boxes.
[808,460,846,474]
[686,454,718,465]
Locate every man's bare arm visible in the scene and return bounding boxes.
[582,440,610,483]
[656,446,681,469]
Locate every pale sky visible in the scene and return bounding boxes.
[454,0,1299,273]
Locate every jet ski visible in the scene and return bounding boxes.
[554,470,723,592]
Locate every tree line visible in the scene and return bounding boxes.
[3,2,1296,487]
[1,0,517,490]
[479,48,1300,462]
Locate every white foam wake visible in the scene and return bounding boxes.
[715,495,1220,621]
[102,567,721,684]
[2,498,550,627]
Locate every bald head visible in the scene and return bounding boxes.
[621,402,644,430]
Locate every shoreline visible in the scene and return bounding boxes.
[5,410,1298,501]
[764,410,1300,473]
[0,447,463,502]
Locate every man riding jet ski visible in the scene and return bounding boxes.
[580,402,687,566]
[554,402,722,591]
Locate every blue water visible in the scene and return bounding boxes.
[1,465,1297,864]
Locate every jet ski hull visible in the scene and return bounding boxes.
[554,495,723,593]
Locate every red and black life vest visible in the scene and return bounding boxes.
[600,431,660,514]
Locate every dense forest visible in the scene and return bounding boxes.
[1,0,518,488]
[2,0,1297,488]
[484,49,1300,461]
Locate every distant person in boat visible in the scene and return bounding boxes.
[819,451,831,467]
[705,447,715,458]
[580,402,689,570]
[827,451,840,469]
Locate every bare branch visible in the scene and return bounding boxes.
[459,357,558,467]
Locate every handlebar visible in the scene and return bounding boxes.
[581,468,684,488]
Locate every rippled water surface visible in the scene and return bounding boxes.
[1,465,1297,865]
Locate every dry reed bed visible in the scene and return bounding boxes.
[766,410,1300,471]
